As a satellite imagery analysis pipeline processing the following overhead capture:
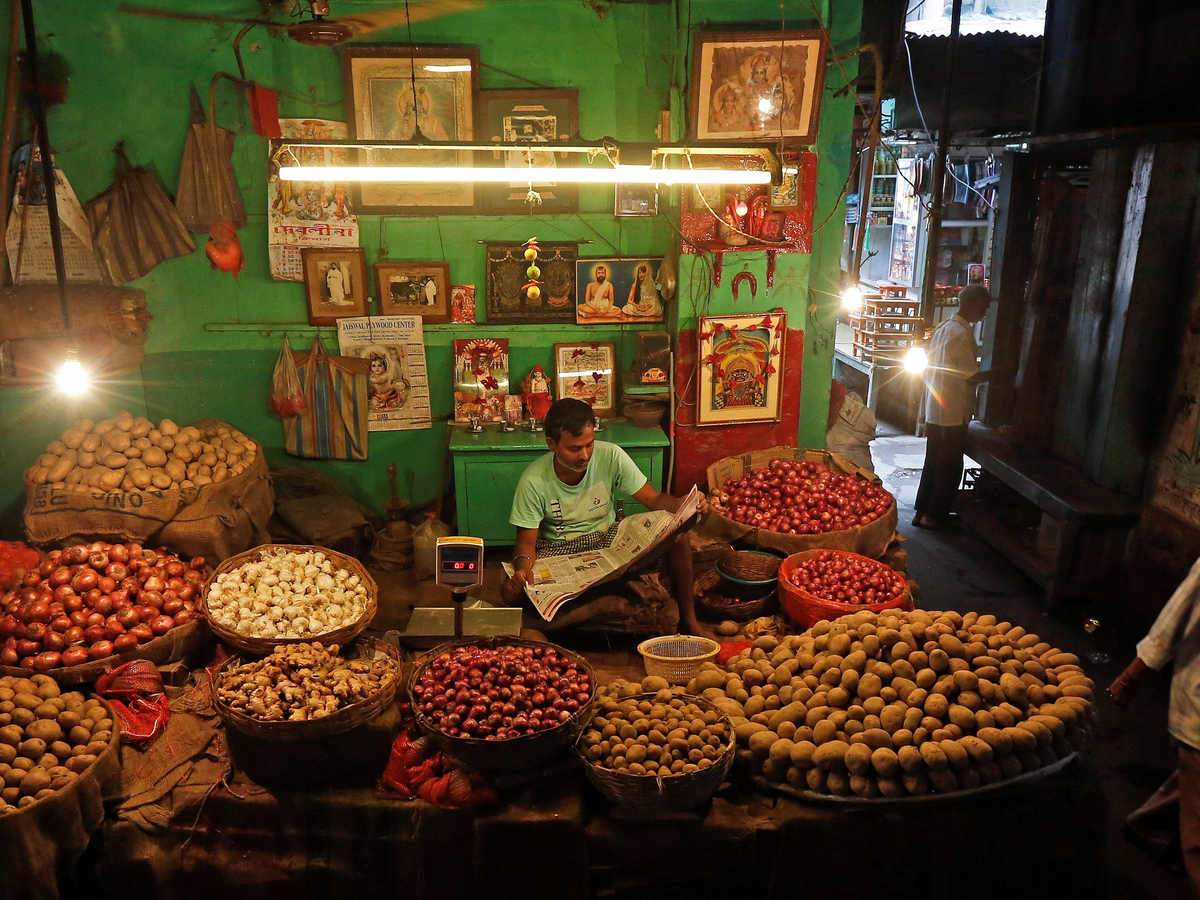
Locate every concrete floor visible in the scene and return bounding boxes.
[871,429,1189,899]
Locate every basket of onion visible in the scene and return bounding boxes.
[778,549,914,628]
[0,542,209,684]
[408,636,595,774]
[705,448,898,559]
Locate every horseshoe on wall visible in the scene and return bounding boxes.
[731,270,758,302]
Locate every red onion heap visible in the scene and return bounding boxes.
[413,643,591,741]
[0,542,206,671]
[711,459,894,535]
[787,549,907,605]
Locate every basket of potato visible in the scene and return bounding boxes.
[24,413,273,562]
[0,674,119,816]
[576,676,735,811]
[696,609,1094,802]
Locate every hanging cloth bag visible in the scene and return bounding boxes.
[174,84,247,233]
[283,338,371,460]
[86,143,196,285]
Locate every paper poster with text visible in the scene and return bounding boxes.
[337,316,431,431]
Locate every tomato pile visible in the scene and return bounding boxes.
[413,643,591,741]
[0,542,207,671]
[786,549,906,605]
[711,459,894,535]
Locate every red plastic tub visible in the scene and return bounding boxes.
[778,549,914,629]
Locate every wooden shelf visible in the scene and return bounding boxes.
[957,495,1053,590]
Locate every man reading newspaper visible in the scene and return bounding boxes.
[500,398,705,635]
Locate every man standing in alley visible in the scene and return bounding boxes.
[911,285,992,529]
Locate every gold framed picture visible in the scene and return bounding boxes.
[696,311,787,426]
[554,342,616,417]
[302,248,369,326]
[342,46,480,214]
[374,262,451,323]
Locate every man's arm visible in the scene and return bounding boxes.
[632,482,682,513]
[500,527,539,604]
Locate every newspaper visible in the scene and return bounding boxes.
[503,487,703,621]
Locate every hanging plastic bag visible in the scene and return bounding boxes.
[174,84,247,233]
[269,334,306,416]
[86,142,196,285]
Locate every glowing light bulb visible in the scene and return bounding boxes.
[903,346,928,375]
[56,351,89,396]
[841,286,864,312]
[734,199,749,217]
[758,97,773,113]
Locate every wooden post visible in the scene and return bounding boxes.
[0,0,22,274]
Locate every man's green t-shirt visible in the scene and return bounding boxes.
[509,442,649,542]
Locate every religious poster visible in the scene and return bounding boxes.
[696,312,786,426]
[479,89,578,214]
[451,284,477,323]
[553,342,616,416]
[337,315,432,432]
[454,338,509,423]
[575,258,665,323]
[268,118,359,281]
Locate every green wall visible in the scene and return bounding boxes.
[0,0,861,534]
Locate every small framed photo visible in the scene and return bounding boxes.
[302,248,369,326]
[696,311,787,426]
[615,184,659,217]
[374,262,451,323]
[770,152,802,210]
[554,342,617,417]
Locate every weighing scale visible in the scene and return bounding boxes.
[394,536,524,647]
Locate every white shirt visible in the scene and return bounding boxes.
[1137,556,1200,750]
[925,314,979,426]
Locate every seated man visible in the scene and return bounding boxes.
[500,398,705,635]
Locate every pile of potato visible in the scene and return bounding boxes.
[581,676,733,777]
[686,609,1095,798]
[0,674,115,815]
[27,412,258,493]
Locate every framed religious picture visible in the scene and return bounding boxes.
[554,342,616,417]
[770,151,803,210]
[690,31,828,144]
[451,284,477,323]
[374,262,451,323]
[615,183,658,217]
[479,89,579,214]
[696,311,786,426]
[453,338,509,423]
[302,248,369,326]
[485,242,577,324]
[342,46,480,214]
[575,258,665,324]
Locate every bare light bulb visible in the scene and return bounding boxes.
[903,346,928,375]
[56,351,89,396]
[734,198,749,217]
[841,286,864,312]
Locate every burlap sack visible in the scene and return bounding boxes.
[23,425,273,563]
[702,446,899,560]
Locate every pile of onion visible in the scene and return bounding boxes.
[787,549,907,605]
[711,459,894,535]
[0,542,206,671]
[413,644,591,741]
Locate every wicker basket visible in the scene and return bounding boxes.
[718,549,783,582]
[638,635,721,685]
[199,543,378,655]
[408,636,596,774]
[696,589,777,623]
[778,550,915,629]
[213,637,402,741]
[576,693,736,811]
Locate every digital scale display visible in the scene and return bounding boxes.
[435,537,485,590]
[444,560,477,571]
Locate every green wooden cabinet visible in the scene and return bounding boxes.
[449,420,669,544]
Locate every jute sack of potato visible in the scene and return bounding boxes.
[699,447,899,560]
[23,415,273,562]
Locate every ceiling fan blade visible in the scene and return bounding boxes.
[116,4,278,28]
[330,0,483,37]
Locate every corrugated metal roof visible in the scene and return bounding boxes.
[906,12,1045,38]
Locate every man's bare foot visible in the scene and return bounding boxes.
[681,618,715,639]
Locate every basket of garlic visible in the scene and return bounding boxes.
[200,545,377,655]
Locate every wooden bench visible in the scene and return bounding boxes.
[959,423,1142,604]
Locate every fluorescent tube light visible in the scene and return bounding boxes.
[278,165,771,185]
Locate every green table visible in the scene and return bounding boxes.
[449,419,670,544]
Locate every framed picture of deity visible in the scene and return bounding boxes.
[696,311,786,426]
[485,242,577,324]
[478,89,579,214]
[342,46,480,214]
[690,31,827,144]
[553,342,616,417]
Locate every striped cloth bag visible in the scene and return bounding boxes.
[283,339,371,460]
[86,143,196,285]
